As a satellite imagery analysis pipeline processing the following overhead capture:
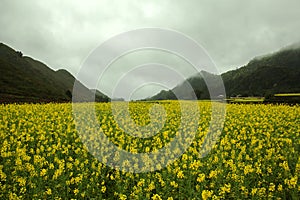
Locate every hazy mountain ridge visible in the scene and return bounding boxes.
[1,42,299,103]
[0,43,110,103]
[149,44,300,100]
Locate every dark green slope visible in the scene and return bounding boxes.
[149,44,300,100]
[222,45,300,97]
[0,43,110,103]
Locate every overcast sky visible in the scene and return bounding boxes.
[1,0,299,99]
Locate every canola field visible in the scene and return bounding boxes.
[0,101,299,199]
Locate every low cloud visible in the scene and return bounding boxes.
[1,0,299,99]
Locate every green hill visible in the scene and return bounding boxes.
[0,43,110,103]
[223,44,300,97]
[149,43,300,100]
[1,42,299,103]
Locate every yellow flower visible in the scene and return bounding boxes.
[244,164,254,175]
[251,188,257,196]
[280,161,290,171]
[182,154,188,161]
[151,194,162,200]
[46,188,52,195]
[81,192,86,198]
[267,167,272,174]
[278,184,283,191]
[119,194,127,200]
[201,190,213,200]
[40,168,47,176]
[258,187,266,196]
[170,181,178,188]
[17,177,26,187]
[269,183,275,192]
[219,183,231,195]
[209,170,218,178]
[101,186,106,193]
[73,188,79,195]
[1,100,300,199]
[146,181,156,192]
[285,176,298,188]
[137,179,145,187]
[197,173,205,183]
[177,170,184,179]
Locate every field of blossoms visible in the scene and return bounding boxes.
[0,101,299,199]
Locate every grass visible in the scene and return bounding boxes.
[274,93,300,97]
[226,97,264,103]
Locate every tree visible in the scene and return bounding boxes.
[17,51,23,57]
[65,90,72,99]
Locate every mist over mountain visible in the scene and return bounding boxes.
[1,41,299,103]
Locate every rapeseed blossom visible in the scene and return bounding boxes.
[0,102,299,199]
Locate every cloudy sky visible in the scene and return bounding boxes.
[1,0,299,99]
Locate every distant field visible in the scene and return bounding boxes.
[0,101,299,199]
[274,93,300,97]
[226,97,265,103]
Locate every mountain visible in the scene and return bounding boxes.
[222,43,300,97]
[148,43,300,100]
[0,43,110,103]
[90,89,110,102]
